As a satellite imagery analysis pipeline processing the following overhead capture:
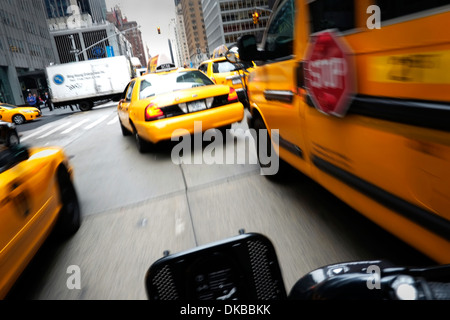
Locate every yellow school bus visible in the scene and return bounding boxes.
[237,0,450,263]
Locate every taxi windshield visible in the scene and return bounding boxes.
[0,104,18,110]
[139,70,214,100]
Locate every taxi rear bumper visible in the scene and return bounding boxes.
[135,101,245,144]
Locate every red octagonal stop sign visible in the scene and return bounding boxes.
[304,30,356,117]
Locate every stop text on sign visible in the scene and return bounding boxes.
[309,57,346,89]
[304,30,356,117]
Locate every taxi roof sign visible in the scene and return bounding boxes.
[147,54,176,73]
[304,30,357,117]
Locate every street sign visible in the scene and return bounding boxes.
[106,46,115,57]
[92,46,105,58]
[304,30,356,117]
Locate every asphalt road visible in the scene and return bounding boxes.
[6,102,434,300]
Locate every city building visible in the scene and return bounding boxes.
[179,0,209,67]
[106,6,146,67]
[49,21,133,64]
[202,0,275,51]
[44,0,107,24]
[174,0,190,67]
[46,1,132,65]
[0,0,56,105]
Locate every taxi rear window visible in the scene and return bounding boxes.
[139,71,214,100]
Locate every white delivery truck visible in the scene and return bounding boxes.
[45,55,132,111]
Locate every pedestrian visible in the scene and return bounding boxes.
[33,93,41,111]
[42,92,53,111]
[26,92,37,109]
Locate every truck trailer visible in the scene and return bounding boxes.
[45,56,132,111]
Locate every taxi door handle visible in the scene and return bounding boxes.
[264,90,294,104]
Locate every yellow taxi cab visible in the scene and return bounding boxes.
[0,103,42,125]
[116,68,244,153]
[0,126,81,299]
[198,56,256,108]
[236,0,450,263]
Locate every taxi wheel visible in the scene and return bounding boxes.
[7,131,20,146]
[12,114,25,125]
[119,119,131,136]
[53,167,81,240]
[134,130,149,153]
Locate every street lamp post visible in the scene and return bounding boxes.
[68,35,80,62]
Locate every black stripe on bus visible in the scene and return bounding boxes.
[312,155,450,241]
[349,95,450,132]
[304,94,450,131]
[272,131,304,159]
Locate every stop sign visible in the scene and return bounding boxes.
[304,30,356,117]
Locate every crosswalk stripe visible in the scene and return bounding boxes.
[84,114,110,130]
[61,118,91,134]
[21,123,54,142]
[38,122,72,139]
[107,117,118,125]
[22,112,119,141]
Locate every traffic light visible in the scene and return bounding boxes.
[157,27,161,34]
[252,12,259,24]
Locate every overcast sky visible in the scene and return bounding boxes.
[104,0,177,61]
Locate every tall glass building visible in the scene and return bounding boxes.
[202,0,275,51]
[44,0,107,23]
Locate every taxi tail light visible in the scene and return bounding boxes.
[228,87,239,102]
[145,103,164,121]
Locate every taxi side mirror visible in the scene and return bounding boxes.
[225,51,238,64]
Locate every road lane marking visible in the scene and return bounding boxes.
[107,117,118,125]
[84,114,110,130]
[20,123,55,142]
[61,118,91,134]
[38,122,72,138]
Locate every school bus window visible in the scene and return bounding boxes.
[376,0,450,21]
[264,0,295,58]
[308,0,355,33]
